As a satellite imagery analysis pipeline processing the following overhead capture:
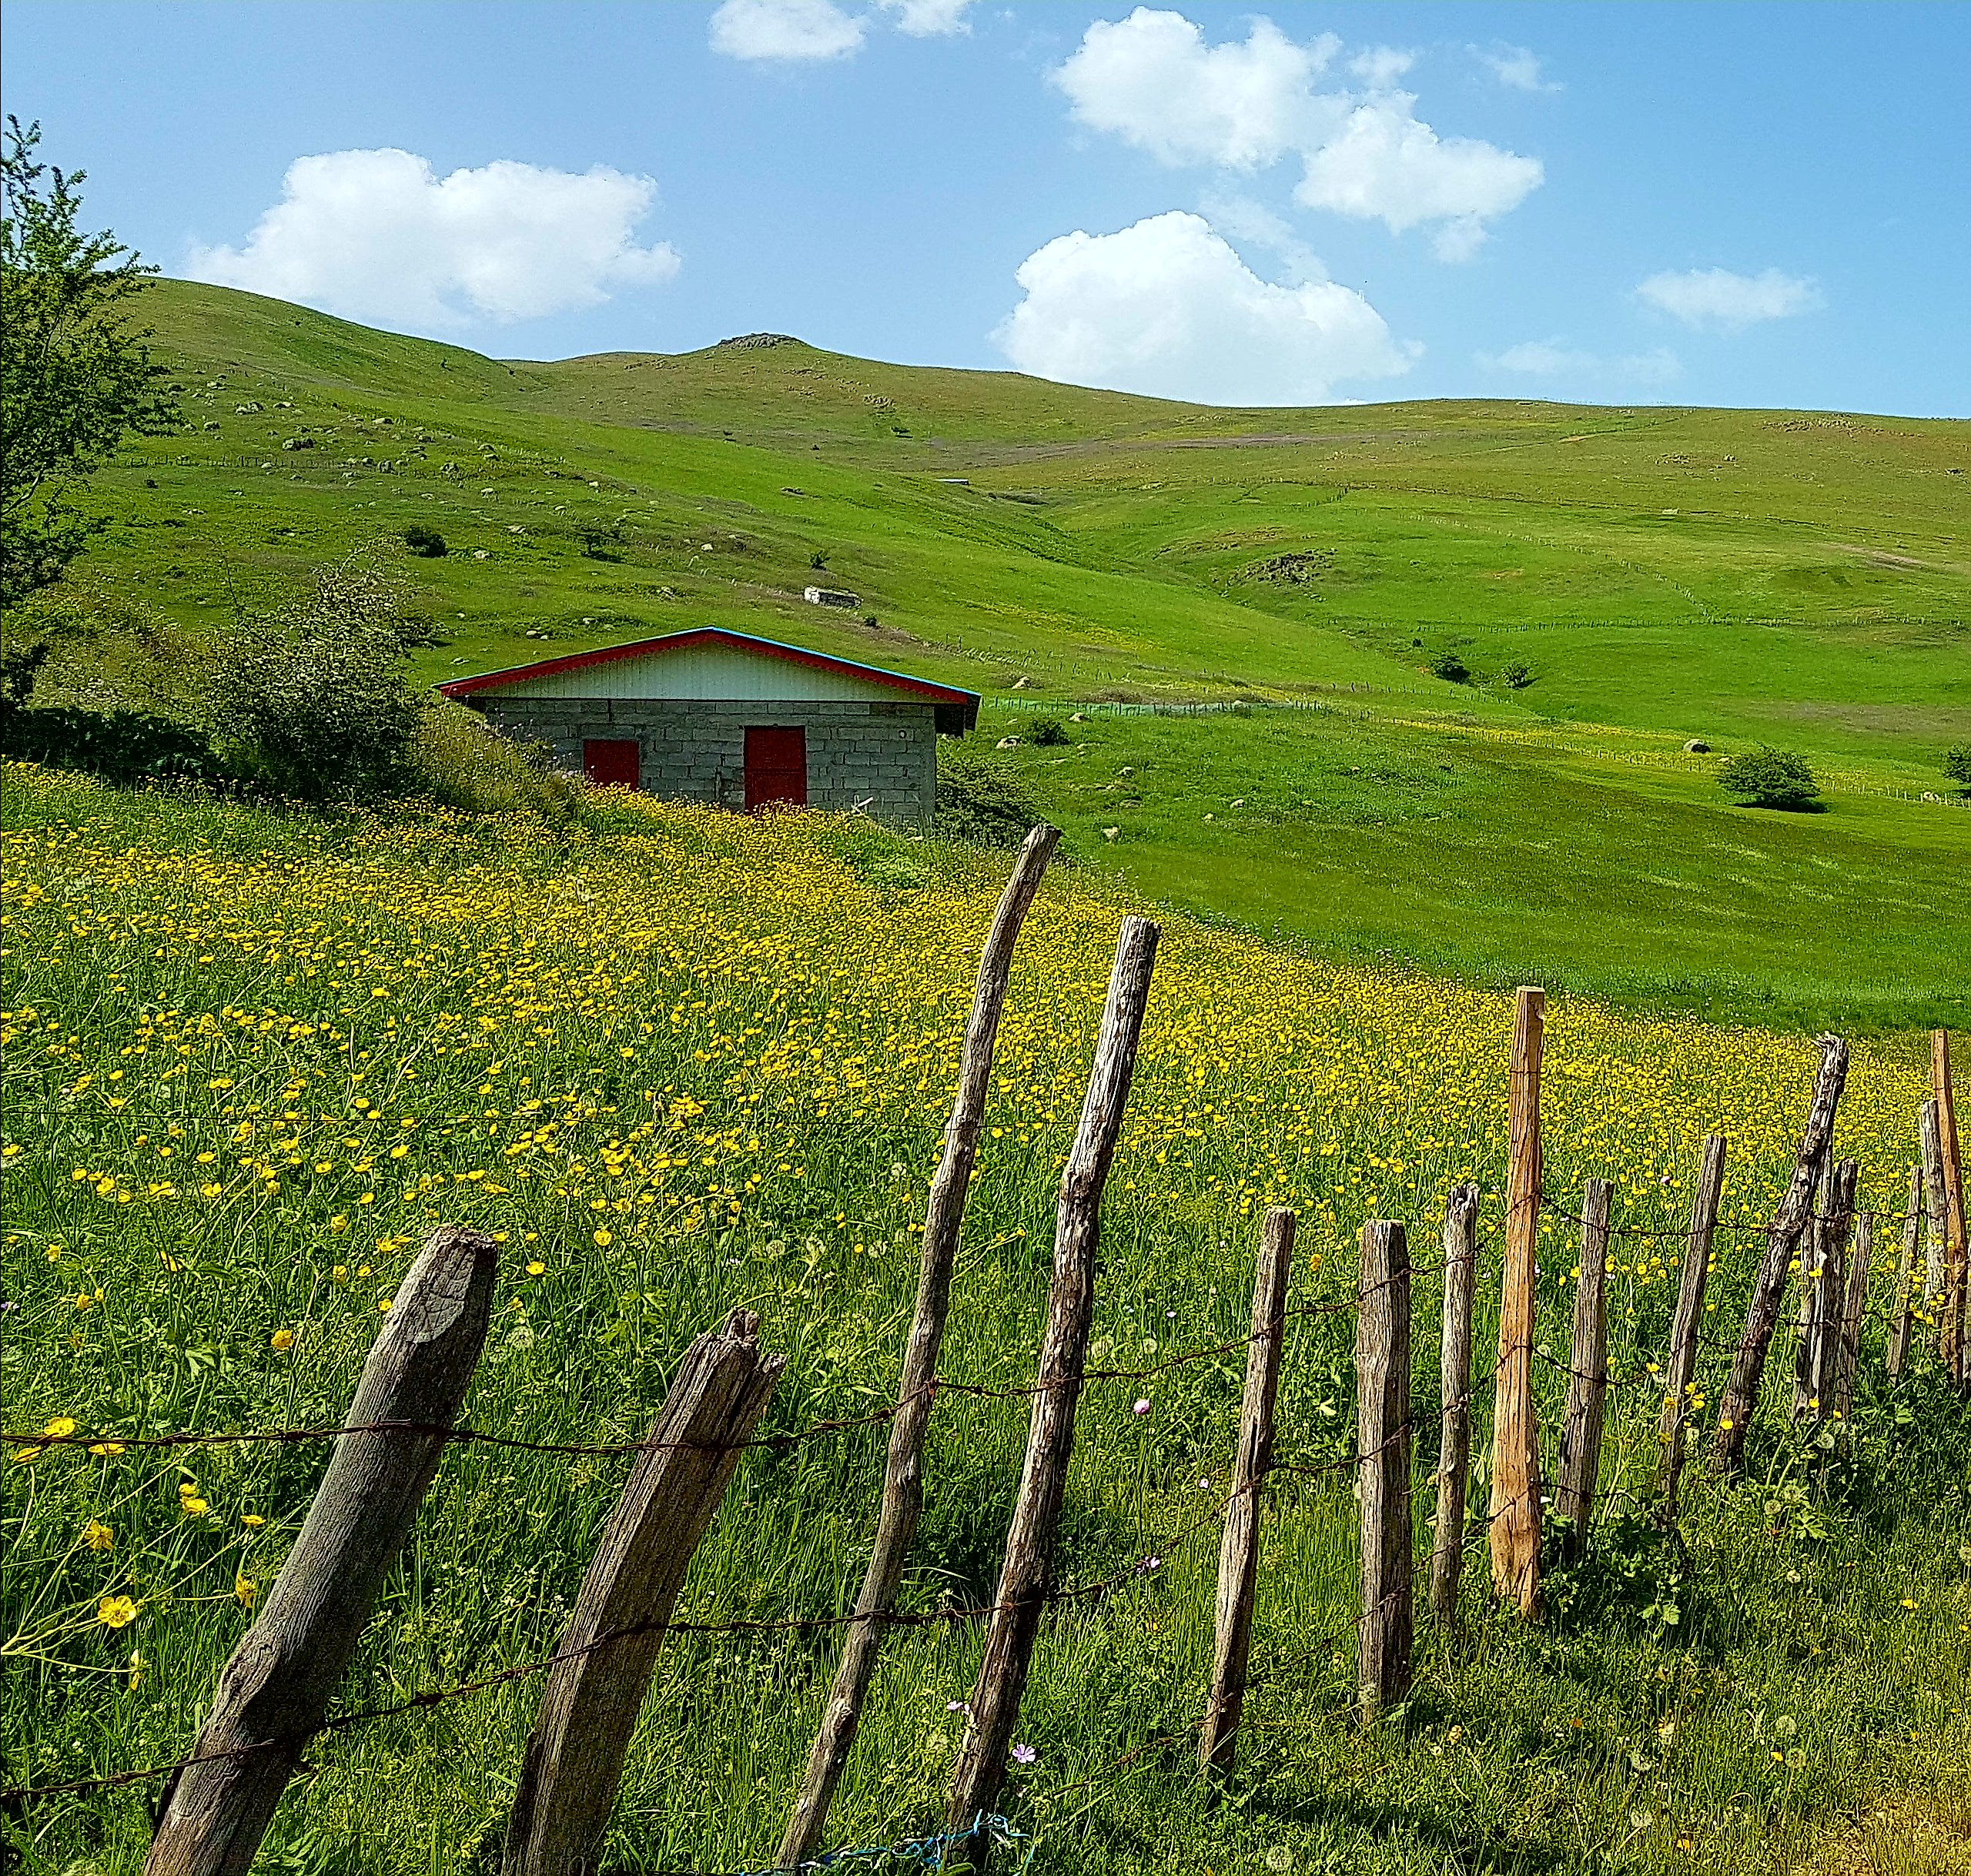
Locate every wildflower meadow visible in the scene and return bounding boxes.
[3,764,1966,1875]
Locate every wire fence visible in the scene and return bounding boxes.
[5,1171,1957,1840]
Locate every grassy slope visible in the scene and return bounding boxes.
[35,277,1971,1032]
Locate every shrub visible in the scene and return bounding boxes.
[1029,715,1069,747]
[410,703,582,824]
[207,556,427,803]
[1431,650,1471,684]
[1500,660,1534,689]
[401,523,447,557]
[935,740,1044,848]
[1718,747,1822,811]
[1944,743,1971,791]
[0,634,214,782]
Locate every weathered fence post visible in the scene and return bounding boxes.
[1919,1101,1946,1316]
[1887,1165,1922,1379]
[1834,1210,1874,1430]
[1554,1179,1611,1560]
[1200,1206,1295,1782]
[1712,1036,1849,1470]
[1429,1182,1480,1623]
[504,1309,784,1876]
[147,1226,499,1876]
[1934,1030,1969,1385]
[1795,1160,1856,1421]
[1489,985,1544,1618]
[1357,1219,1414,1721]
[778,826,1057,1869]
[1656,1134,1725,1521]
[945,915,1160,1867]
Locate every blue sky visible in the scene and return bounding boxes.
[6,1,1966,414]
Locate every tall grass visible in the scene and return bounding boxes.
[2,767,1965,1875]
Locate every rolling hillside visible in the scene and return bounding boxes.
[26,277,1971,1030]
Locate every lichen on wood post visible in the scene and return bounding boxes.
[1357,1219,1414,1721]
[1488,986,1544,1618]
[1200,1206,1293,1782]
[1429,1182,1480,1623]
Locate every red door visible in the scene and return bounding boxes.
[583,738,641,788]
[745,726,807,809]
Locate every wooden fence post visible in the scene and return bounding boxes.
[1429,1183,1480,1623]
[1795,1160,1856,1421]
[945,915,1160,1866]
[778,826,1057,1870]
[1489,986,1544,1618]
[1656,1134,1725,1522]
[1834,1210,1874,1430]
[1934,1031,1969,1385]
[1712,1036,1849,1470]
[1886,1165,1922,1379]
[1919,1101,1945,1316]
[147,1226,499,1876]
[1200,1206,1294,1782]
[1554,1179,1611,1560]
[504,1309,784,1876]
[1357,1219,1414,1722]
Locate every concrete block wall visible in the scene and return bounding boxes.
[469,696,939,824]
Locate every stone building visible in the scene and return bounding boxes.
[438,627,979,823]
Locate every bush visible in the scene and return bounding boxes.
[1944,744,1971,791]
[410,704,582,824]
[401,523,447,557]
[207,557,427,803]
[935,741,1044,848]
[1500,660,1534,689]
[1028,715,1069,747]
[1431,650,1471,684]
[0,635,215,782]
[1718,747,1822,811]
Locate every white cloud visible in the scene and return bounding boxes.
[1052,9,1340,169]
[185,149,679,330]
[994,209,1412,406]
[1349,45,1415,88]
[1196,189,1324,285]
[709,0,865,62]
[1477,339,1681,384]
[1474,45,1558,92]
[1636,266,1822,331]
[875,0,976,33]
[1294,94,1544,259]
[1052,9,1541,259]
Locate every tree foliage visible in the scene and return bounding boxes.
[1717,746,1822,811]
[1944,744,1971,791]
[1,120,179,608]
[207,554,428,802]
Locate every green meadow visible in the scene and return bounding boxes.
[23,279,1967,1035]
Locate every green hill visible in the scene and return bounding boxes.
[28,277,1971,1032]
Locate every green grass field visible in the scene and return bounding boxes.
[18,278,1966,1032]
[4,770,1966,1876]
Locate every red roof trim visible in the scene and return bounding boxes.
[435,626,979,709]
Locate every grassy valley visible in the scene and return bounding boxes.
[17,276,1970,1035]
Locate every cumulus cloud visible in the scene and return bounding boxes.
[1053,10,1340,169]
[1348,45,1415,88]
[1477,339,1681,384]
[1052,9,1541,258]
[1636,266,1822,331]
[185,149,679,330]
[709,0,865,62]
[1295,94,1543,259]
[993,209,1413,406]
[875,0,976,33]
[1474,45,1558,91]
